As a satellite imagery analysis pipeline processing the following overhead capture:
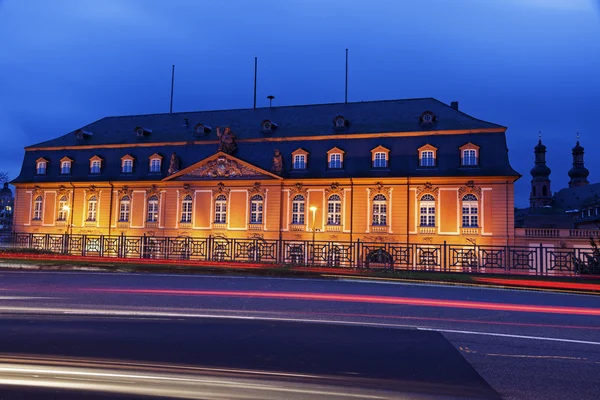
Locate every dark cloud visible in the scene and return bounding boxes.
[0,0,598,206]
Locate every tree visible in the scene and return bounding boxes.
[0,171,8,183]
[573,237,600,275]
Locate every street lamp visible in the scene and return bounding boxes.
[310,206,317,263]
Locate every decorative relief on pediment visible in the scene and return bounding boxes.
[183,156,264,179]
[416,182,439,199]
[368,182,391,199]
[325,182,344,199]
[458,180,482,200]
[212,182,230,198]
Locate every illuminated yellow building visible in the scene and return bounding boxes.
[11,98,520,247]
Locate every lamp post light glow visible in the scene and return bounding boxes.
[310,206,317,263]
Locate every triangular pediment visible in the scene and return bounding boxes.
[163,152,282,181]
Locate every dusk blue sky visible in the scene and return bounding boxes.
[0,0,598,207]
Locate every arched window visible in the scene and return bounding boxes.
[214,195,227,224]
[542,185,547,196]
[147,195,159,222]
[33,195,43,220]
[291,195,305,225]
[461,194,478,227]
[57,196,68,221]
[87,195,98,222]
[181,194,192,223]
[327,194,342,225]
[119,196,130,222]
[250,194,264,224]
[372,194,387,226]
[419,194,435,227]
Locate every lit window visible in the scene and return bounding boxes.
[461,194,478,227]
[250,194,263,224]
[372,194,387,226]
[329,153,342,169]
[90,160,101,174]
[181,194,192,223]
[291,195,305,225]
[87,196,98,221]
[36,161,47,175]
[420,151,435,167]
[33,195,43,220]
[214,195,227,224]
[60,161,71,175]
[57,196,68,221]
[150,158,161,173]
[327,194,341,225]
[373,152,387,168]
[119,196,130,222]
[462,149,478,166]
[147,195,159,222]
[122,159,133,173]
[419,194,436,227]
[293,154,306,170]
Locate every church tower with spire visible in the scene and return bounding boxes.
[530,137,552,207]
[568,136,589,188]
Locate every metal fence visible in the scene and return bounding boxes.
[0,232,598,275]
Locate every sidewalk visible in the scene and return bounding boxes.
[0,252,599,295]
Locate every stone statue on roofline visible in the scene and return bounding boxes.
[271,149,283,175]
[216,126,237,154]
[168,152,180,175]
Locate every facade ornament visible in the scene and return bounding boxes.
[57,185,70,200]
[325,182,344,199]
[146,184,159,197]
[271,149,283,175]
[216,126,237,154]
[416,182,439,199]
[168,152,180,175]
[177,184,194,199]
[117,185,132,198]
[32,185,43,198]
[87,185,99,196]
[212,182,230,198]
[458,180,482,199]
[368,181,391,199]
[289,182,308,197]
[248,182,265,197]
[186,155,261,179]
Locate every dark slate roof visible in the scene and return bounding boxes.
[26,98,504,148]
[553,183,600,211]
[514,207,574,229]
[13,98,518,184]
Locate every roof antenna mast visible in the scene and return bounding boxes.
[253,57,258,109]
[169,64,175,114]
[345,48,349,103]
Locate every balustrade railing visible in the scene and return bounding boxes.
[1,232,599,275]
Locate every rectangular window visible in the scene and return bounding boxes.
[33,198,43,220]
[119,202,130,222]
[150,159,161,173]
[420,151,435,167]
[36,162,47,175]
[292,200,305,224]
[90,160,101,174]
[293,154,306,170]
[60,161,71,175]
[87,202,97,222]
[462,149,478,166]
[122,159,133,173]
[373,152,387,168]
[462,205,478,227]
[181,198,193,223]
[327,200,341,225]
[215,199,227,224]
[420,205,436,226]
[328,153,342,169]
[250,199,263,223]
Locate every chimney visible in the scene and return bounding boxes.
[450,101,459,110]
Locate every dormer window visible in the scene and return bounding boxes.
[371,146,390,169]
[333,116,349,129]
[291,148,308,170]
[134,126,151,136]
[149,153,163,173]
[89,156,102,174]
[60,157,72,175]
[418,144,437,167]
[121,155,134,174]
[261,120,277,132]
[36,158,48,175]
[74,129,93,139]
[194,123,212,136]
[327,147,345,169]
[460,143,480,167]
[419,111,436,124]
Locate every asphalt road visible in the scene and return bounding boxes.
[0,271,598,400]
